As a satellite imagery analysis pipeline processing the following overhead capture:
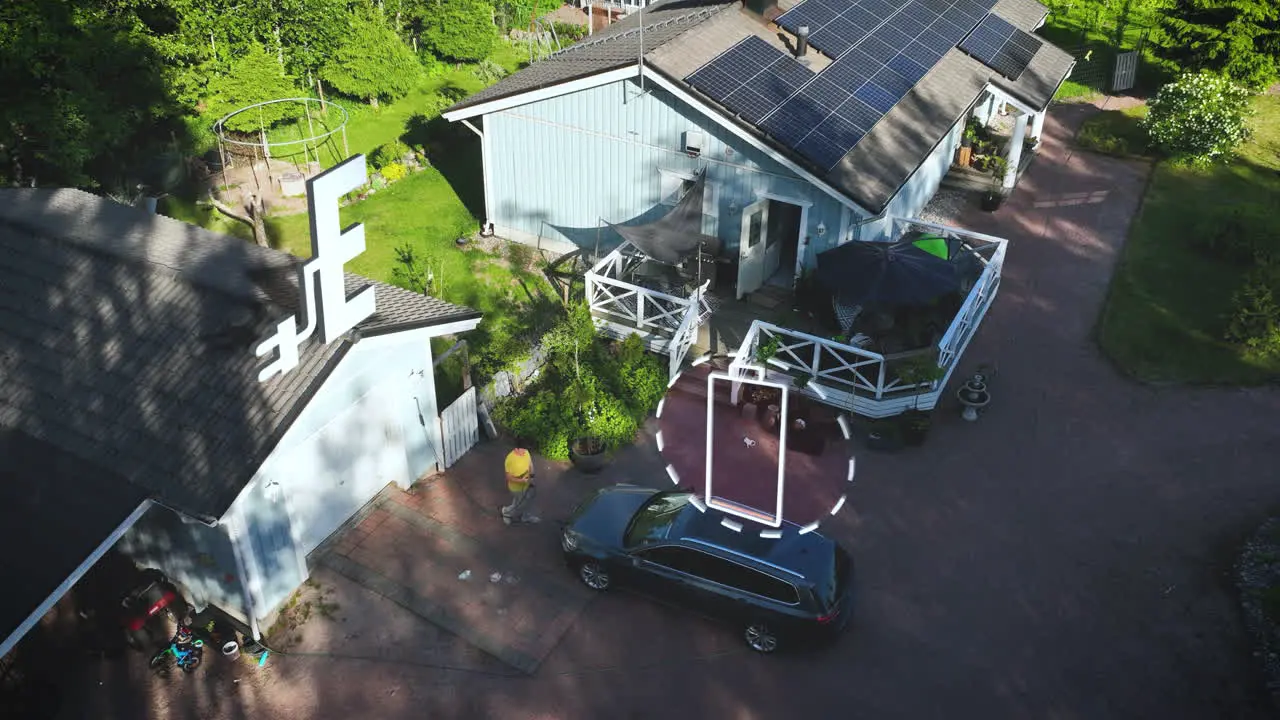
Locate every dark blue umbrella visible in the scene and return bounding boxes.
[816,239,962,311]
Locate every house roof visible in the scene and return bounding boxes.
[446,0,1075,214]
[0,426,148,657]
[0,188,481,521]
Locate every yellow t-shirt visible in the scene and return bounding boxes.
[505,449,532,492]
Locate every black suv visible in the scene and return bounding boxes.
[560,485,854,653]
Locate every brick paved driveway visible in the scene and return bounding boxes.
[62,99,1280,719]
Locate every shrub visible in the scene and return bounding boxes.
[493,304,664,460]
[370,140,411,170]
[1141,72,1254,162]
[1192,208,1278,265]
[381,162,408,182]
[1224,262,1280,353]
[473,59,509,85]
[552,22,588,42]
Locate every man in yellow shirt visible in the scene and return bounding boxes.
[502,447,538,525]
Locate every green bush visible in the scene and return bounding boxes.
[370,140,411,170]
[381,162,408,182]
[1225,262,1280,352]
[1193,208,1278,265]
[552,22,588,42]
[1142,72,1254,162]
[493,304,664,460]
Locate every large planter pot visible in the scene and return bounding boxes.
[981,191,1004,212]
[899,410,932,447]
[569,437,610,473]
[863,419,905,453]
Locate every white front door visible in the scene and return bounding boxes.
[761,203,786,285]
[737,199,769,299]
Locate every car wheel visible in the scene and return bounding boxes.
[744,621,779,654]
[578,561,611,591]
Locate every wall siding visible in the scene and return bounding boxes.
[118,504,249,622]
[229,328,442,620]
[484,78,855,270]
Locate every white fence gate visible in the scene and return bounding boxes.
[1112,51,1139,92]
[439,386,479,469]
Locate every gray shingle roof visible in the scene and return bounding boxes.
[448,0,1073,215]
[0,188,480,519]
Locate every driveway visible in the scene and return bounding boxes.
[62,100,1280,719]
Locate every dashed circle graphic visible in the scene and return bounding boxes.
[655,357,857,540]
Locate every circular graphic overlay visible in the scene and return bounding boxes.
[656,358,857,539]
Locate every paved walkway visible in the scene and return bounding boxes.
[63,99,1280,719]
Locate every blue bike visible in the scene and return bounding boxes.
[149,623,204,675]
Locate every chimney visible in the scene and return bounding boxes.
[795,25,810,57]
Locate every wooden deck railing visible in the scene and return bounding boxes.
[732,218,1008,417]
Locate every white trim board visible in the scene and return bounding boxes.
[443,66,642,121]
[0,500,152,658]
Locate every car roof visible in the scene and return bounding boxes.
[669,499,840,584]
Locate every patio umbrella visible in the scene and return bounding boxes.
[816,239,963,312]
[912,233,950,259]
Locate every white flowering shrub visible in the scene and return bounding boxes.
[1141,72,1253,162]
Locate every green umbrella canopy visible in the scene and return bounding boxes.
[912,234,950,260]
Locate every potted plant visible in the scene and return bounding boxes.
[894,355,946,446]
[981,156,1009,212]
[956,125,976,167]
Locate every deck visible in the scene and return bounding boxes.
[586,218,1008,418]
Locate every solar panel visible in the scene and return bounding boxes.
[958,12,1042,80]
[686,36,816,123]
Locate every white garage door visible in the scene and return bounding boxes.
[281,383,411,556]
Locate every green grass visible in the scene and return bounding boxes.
[1097,94,1280,384]
[1076,104,1150,156]
[1037,4,1174,101]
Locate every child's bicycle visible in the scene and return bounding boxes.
[149,622,204,676]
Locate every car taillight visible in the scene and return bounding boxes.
[816,608,839,624]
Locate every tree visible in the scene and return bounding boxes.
[423,0,497,63]
[1152,0,1280,90]
[203,43,300,131]
[0,0,183,188]
[1141,71,1254,161]
[320,5,423,107]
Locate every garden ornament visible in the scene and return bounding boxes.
[956,373,992,422]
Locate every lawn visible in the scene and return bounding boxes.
[1036,3,1173,101]
[1075,104,1150,156]
[1097,94,1280,384]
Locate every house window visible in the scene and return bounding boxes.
[659,169,696,206]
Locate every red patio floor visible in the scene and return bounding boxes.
[656,363,851,531]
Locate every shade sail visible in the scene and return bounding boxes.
[606,172,722,265]
[816,238,962,310]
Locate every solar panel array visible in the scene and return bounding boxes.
[686,36,816,125]
[685,0,1035,172]
[958,13,1043,80]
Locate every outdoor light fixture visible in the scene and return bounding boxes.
[816,222,827,236]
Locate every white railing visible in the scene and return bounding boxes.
[584,241,709,355]
[668,282,707,380]
[732,218,1008,418]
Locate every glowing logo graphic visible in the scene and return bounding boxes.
[256,156,377,382]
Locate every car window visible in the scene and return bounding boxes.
[815,545,851,610]
[623,492,692,548]
[707,560,799,605]
[639,546,799,605]
[634,546,701,574]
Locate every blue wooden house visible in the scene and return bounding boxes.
[0,181,479,656]
[445,0,1073,417]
